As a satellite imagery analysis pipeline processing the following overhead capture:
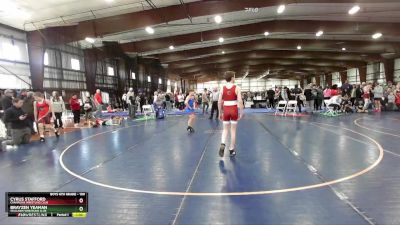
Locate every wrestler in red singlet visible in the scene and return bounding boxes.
[34,92,55,142]
[222,85,238,122]
[218,71,244,157]
[36,100,50,124]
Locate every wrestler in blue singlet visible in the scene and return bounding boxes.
[185,93,196,133]
[185,98,195,113]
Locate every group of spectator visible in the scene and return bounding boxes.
[2,81,398,149]
[190,88,220,119]
[0,86,195,149]
[244,80,400,113]
[331,80,400,113]
[0,88,106,149]
[148,87,220,119]
[0,90,63,149]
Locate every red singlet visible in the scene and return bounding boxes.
[222,85,238,122]
[36,100,50,124]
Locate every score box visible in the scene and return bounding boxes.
[6,192,88,217]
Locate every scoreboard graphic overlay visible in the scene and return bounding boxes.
[6,192,88,218]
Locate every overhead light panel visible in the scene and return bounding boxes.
[342,47,346,51]
[316,30,324,37]
[222,51,225,54]
[257,70,270,80]
[169,45,174,50]
[242,71,249,80]
[348,5,360,15]
[264,31,270,36]
[145,26,154,34]
[297,45,302,50]
[214,15,222,24]
[85,37,95,43]
[372,32,382,39]
[218,37,224,43]
[277,5,285,14]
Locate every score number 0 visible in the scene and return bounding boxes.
[245,7,259,13]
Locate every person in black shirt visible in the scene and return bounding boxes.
[2,98,31,149]
[21,92,35,134]
[2,89,14,138]
[315,86,324,110]
[303,84,314,112]
[355,84,364,102]
[292,85,303,113]
[341,80,352,97]
[267,88,275,108]
[139,93,146,113]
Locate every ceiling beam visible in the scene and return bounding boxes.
[160,49,382,65]
[32,0,396,45]
[120,20,400,53]
[29,0,300,45]
[151,38,397,63]
[169,63,346,76]
[168,56,366,70]
[188,71,306,82]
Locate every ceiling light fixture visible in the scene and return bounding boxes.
[242,71,249,80]
[342,47,346,51]
[297,45,302,50]
[222,51,225,54]
[257,69,270,80]
[218,37,224,43]
[348,5,360,15]
[169,45,174,50]
[316,30,324,37]
[372,32,382,39]
[264,31,270,36]
[277,5,285,14]
[85,37,95,43]
[214,15,222,24]
[145,26,154,34]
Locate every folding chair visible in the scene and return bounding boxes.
[142,105,155,120]
[62,110,74,125]
[275,101,287,115]
[245,101,253,108]
[285,100,298,116]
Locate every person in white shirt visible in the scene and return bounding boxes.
[328,94,342,111]
[122,93,127,110]
[209,87,219,119]
[178,92,185,110]
[50,91,65,137]
[202,88,210,114]
[372,82,383,112]
[126,88,136,119]
[153,91,158,104]
[281,87,289,101]
[387,88,395,111]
